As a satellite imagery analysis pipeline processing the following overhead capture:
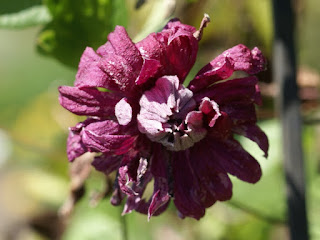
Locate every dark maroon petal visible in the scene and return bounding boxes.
[194,76,262,106]
[82,120,135,154]
[222,103,257,125]
[207,111,232,140]
[189,44,266,92]
[148,177,170,219]
[190,141,233,204]
[147,145,170,218]
[92,154,122,174]
[59,86,120,117]
[172,152,205,220]
[209,138,262,183]
[233,124,269,158]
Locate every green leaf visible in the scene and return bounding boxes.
[37,0,128,68]
[0,5,52,29]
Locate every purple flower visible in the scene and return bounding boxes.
[59,16,268,220]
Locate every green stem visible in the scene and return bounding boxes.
[228,201,286,225]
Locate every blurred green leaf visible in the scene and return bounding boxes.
[245,0,273,53]
[310,176,320,240]
[133,0,175,42]
[0,5,52,29]
[37,0,128,68]
[0,0,42,14]
[231,120,286,221]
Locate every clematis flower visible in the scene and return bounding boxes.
[59,15,268,220]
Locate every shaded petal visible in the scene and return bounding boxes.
[232,124,269,158]
[209,138,262,183]
[82,120,135,154]
[92,154,122,174]
[59,86,120,117]
[189,44,266,92]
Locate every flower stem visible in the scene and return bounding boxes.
[120,209,128,240]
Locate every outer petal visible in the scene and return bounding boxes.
[189,44,266,92]
[59,86,120,117]
[209,138,262,183]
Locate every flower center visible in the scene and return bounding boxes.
[137,76,207,151]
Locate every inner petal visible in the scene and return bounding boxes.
[137,75,207,151]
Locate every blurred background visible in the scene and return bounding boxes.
[0,0,319,239]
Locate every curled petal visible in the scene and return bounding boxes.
[199,97,221,127]
[59,86,120,117]
[233,124,269,158]
[189,44,266,92]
